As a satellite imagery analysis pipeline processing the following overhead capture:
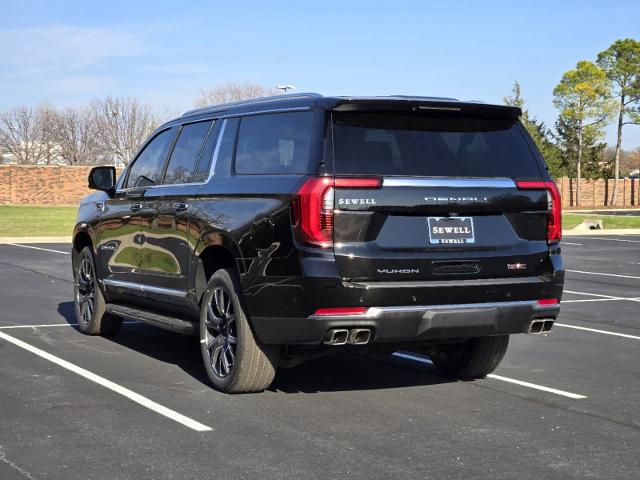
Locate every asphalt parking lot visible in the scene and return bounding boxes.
[0,237,639,479]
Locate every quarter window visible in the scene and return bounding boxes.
[163,121,213,185]
[235,112,313,175]
[126,129,174,188]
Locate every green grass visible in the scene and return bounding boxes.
[563,213,640,230]
[0,205,77,237]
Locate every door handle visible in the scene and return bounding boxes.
[96,201,105,211]
[173,202,189,212]
[130,203,143,212]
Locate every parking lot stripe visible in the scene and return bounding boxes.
[6,243,70,255]
[576,237,640,243]
[563,290,640,302]
[392,352,587,399]
[0,331,213,432]
[0,323,78,330]
[555,323,640,341]
[566,270,640,281]
[562,242,583,246]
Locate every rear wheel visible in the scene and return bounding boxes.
[73,246,122,336]
[199,268,278,393]
[429,335,509,379]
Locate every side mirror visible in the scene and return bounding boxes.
[88,166,116,195]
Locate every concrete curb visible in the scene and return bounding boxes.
[564,228,640,236]
[0,236,72,244]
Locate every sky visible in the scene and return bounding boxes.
[1,0,639,148]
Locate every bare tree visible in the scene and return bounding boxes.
[90,96,158,165]
[0,105,46,164]
[52,107,103,165]
[194,82,278,107]
[37,104,62,165]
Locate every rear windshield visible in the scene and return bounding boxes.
[332,112,542,178]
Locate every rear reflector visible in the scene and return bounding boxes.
[537,298,559,305]
[516,180,562,244]
[314,307,369,316]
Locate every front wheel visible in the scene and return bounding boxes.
[199,268,278,393]
[73,246,122,336]
[429,335,509,379]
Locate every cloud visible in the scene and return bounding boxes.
[0,25,146,76]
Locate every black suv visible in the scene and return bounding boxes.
[73,94,564,393]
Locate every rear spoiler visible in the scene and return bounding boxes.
[325,97,521,119]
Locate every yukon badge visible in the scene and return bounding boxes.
[377,268,420,274]
[424,196,488,204]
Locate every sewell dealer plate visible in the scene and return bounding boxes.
[427,217,475,244]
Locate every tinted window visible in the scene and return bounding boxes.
[126,129,174,188]
[213,118,239,177]
[163,121,212,184]
[332,112,542,179]
[235,112,312,175]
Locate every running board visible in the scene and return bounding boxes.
[105,304,198,336]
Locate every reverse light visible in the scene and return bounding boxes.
[314,307,369,316]
[293,176,381,248]
[516,180,562,244]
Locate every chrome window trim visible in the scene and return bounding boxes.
[103,279,187,298]
[382,178,516,188]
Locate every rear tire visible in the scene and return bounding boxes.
[73,246,122,336]
[429,335,509,379]
[199,268,278,393]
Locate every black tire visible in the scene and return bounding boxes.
[430,335,509,379]
[199,268,278,393]
[73,246,122,336]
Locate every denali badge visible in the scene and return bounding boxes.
[337,198,377,206]
[377,268,420,274]
[424,197,488,204]
[507,263,527,270]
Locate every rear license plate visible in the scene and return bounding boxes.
[427,217,475,244]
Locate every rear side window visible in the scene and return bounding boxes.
[163,120,212,185]
[126,128,174,188]
[235,112,313,175]
[332,112,543,179]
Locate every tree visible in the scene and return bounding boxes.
[504,81,564,178]
[597,38,640,205]
[53,107,103,165]
[553,61,614,205]
[194,82,278,107]
[90,96,158,165]
[0,105,46,164]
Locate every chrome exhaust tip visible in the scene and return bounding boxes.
[348,328,371,345]
[528,320,544,334]
[541,320,555,335]
[323,329,349,345]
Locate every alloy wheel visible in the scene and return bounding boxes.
[204,287,237,378]
[76,257,96,325]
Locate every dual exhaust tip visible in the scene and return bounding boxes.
[324,328,371,345]
[529,319,554,335]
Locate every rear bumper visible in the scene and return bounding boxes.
[251,300,560,345]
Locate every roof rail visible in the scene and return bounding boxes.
[181,92,323,117]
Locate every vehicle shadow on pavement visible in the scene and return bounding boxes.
[58,301,451,393]
[270,353,450,393]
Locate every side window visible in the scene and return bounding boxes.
[212,118,239,178]
[193,120,222,182]
[235,112,312,175]
[163,120,212,185]
[125,129,174,188]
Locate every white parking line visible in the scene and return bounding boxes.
[555,323,640,340]
[0,321,138,330]
[577,237,640,243]
[392,352,587,399]
[564,289,625,299]
[6,243,70,255]
[562,242,583,246]
[566,270,640,281]
[0,330,212,432]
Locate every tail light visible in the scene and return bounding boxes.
[516,180,562,243]
[292,176,381,248]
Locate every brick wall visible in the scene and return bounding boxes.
[556,177,640,208]
[0,165,123,206]
[0,165,639,207]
